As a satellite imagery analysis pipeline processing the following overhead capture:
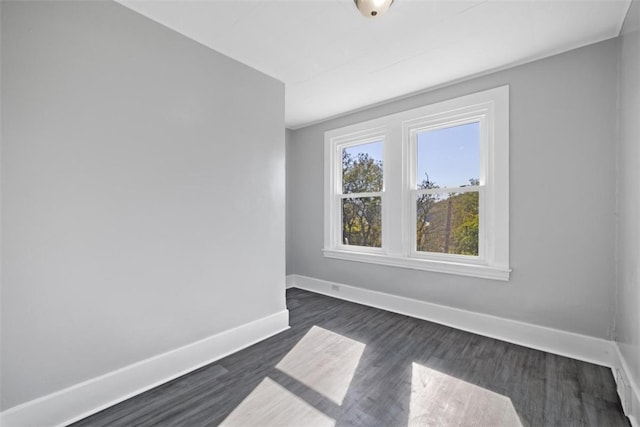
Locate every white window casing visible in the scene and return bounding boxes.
[324,86,511,281]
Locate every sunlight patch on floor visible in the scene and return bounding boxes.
[276,325,366,405]
[219,377,335,427]
[409,362,523,427]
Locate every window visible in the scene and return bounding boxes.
[324,86,510,280]
[413,122,481,257]
[341,139,384,249]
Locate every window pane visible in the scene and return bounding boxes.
[342,197,382,247]
[417,122,479,189]
[342,141,383,194]
[416,191,479,256]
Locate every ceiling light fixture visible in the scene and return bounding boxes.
[354,0,394,18]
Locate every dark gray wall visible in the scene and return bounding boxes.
[1,0,285,410]
[288,39,618,339]
[616,0,640,406]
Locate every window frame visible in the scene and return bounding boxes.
[323,86,510,281]
[326,127,389,255]
[407,114,487,264]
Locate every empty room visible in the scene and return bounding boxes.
[1,0,639,425]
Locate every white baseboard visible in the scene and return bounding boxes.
[285,274,297,289]
[612,344,640,427]
[0,310,289,427]
[289,274,640,421]
[287,274,616,368]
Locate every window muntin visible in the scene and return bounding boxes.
[324,86,510,280]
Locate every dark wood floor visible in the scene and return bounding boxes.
[72,288,629,426]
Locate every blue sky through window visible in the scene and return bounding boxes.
[342,125,478,189]
[343,140,383,163]
[417,122,479,188]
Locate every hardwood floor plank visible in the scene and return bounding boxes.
[72,289,629,427]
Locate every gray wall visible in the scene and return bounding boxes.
[288,39,618,339]
[616,0,640,401]
[286,128,294,275]
[1,1,285,410]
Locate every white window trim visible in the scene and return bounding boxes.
[324,86,510,281]
[326,127,389,255]
[406,114,488,265]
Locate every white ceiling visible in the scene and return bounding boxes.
[117,0,631,129]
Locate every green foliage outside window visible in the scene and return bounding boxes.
[341,150,479,255]
[416,177,479,255]
[341,151,382,247]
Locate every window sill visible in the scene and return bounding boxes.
[322,249,511,281]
